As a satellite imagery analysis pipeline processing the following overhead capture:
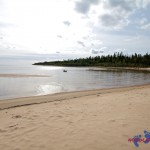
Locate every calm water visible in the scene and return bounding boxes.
[0,63,150,100]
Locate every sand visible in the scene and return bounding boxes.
[0,74,49,78]
[0,84,150,150]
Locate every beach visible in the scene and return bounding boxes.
[0,84,150,150]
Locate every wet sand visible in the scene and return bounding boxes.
[0,74,49,78]
[0,84,150,150]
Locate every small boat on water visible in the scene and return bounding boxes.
[63,69,67,72]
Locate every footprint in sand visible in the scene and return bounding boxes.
[56,115,63,118]
[12,115,22,119]
[109,119,116,122]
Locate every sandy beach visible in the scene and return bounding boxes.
[0,84,150,150]
[0,74,49,78]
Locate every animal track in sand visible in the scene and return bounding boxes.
[56,115,63,118]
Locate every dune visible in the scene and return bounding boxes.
[0,84,150,150]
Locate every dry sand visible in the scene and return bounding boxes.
[0,84,150,150]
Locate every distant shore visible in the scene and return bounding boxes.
[0,84,150,150]
[33,52,150,68]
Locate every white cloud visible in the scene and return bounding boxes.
[139,18,148,25]
[124,35,141,42]
[142,0,150,7]
[141,23,150,30]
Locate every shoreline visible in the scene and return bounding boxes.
[89,66,150,72]
[0,83,150,110]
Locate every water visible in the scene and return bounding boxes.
[0,62,150,100]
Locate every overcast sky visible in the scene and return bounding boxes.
[0,0,150,59]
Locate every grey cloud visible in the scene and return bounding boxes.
[75,0,100,14]
[57,35,63,38]
[98,0,137,29]
[92,49,104,54]
[56,51,60,54]
[63,21,71,26]
[77,41,85,47]
[92,50,99,54]
[106,0,135,12]
[99,14,123,26]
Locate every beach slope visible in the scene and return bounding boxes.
[0,84,150,150]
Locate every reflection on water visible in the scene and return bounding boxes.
[0,64,150,100]
[36,84,64,95]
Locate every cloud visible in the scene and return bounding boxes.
[92,50,98,54]
[105,0,135,12]
[142,0,150,8]
[98,0,138,29]
[63,21,71,26]
[139,18,148,25]
[100,14,123,27]
[75,0,100,14]
[91,49,104,54]
[91,47,107,54]
[99,13,130,29]
[77,41,85,47]
[124,35,140,42]
[0,21,15,28]
[57,35,63,38]
[141,23,150,30]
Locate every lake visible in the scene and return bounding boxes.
[0,62,150,100]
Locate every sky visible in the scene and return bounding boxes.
[0,0,150,61]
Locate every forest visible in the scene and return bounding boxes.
[33,52,150,67]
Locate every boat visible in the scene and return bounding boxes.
[63,69,67,72]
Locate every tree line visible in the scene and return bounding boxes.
[33,52,150,67]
